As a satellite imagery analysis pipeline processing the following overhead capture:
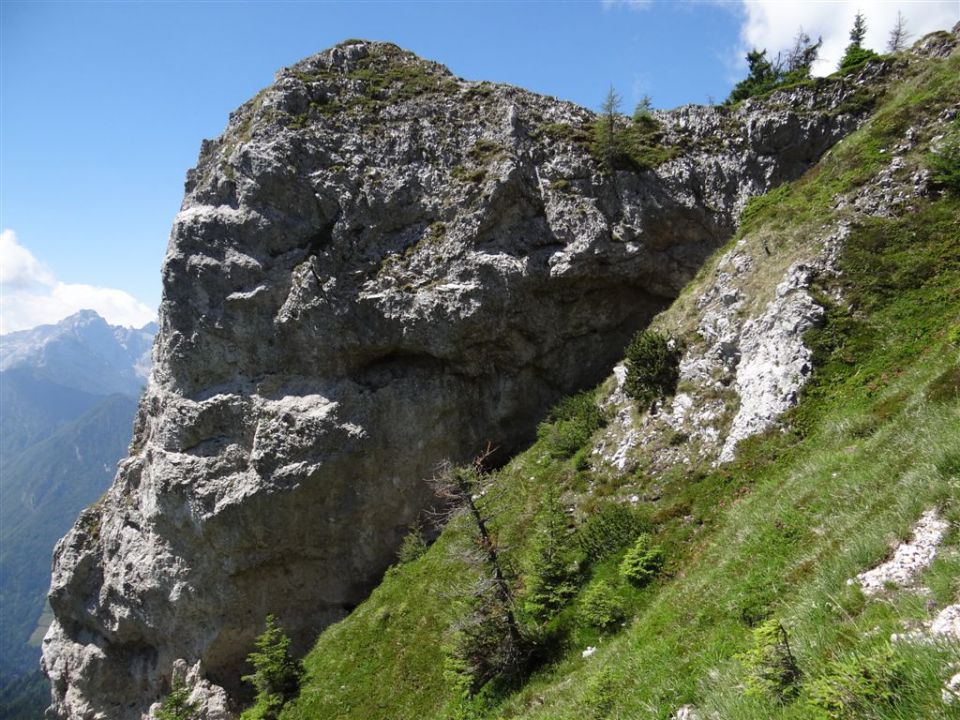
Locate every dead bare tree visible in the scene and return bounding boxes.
[888,11,911,53]
[428,445,529,688]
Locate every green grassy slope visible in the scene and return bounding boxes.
[279,48,960,720]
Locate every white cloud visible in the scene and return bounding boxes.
[0,230,156,334]
[735,1,958,76]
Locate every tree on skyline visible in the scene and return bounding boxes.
[888,11,911,52]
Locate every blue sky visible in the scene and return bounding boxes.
[1,0,956,333]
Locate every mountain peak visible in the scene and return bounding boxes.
[0,310,155,397]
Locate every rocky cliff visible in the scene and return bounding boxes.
[42,40,904,719]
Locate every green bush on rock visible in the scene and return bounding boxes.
[624,330,682,409]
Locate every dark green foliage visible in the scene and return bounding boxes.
[397,521,428,565]
[739,620,802,703]
[839,12,880,71]
[623,330,682,409]
[523,494,580,621]
[728,49,781,103]
[156,677,201,720]
[582,668,616,718]
[618,533,664,587]
[619,115,681,170]
[633,95,653,121]
[728,31,821,103]
[590,87,679,172]
[925,365,960,403]
[577,503,649,561]
[278,50,960,720]
[928,121,960,193]
[838,45,881,72]
[432,461,533,693]
[849,11,867,46]
[577,580,626,630]
[537,391,606,460]
[241,615,303,720]
[807,646,903,718]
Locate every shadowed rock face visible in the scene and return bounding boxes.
[42,40,878,718]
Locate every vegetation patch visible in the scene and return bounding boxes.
[536,391,607,460]
[623,330,682,410]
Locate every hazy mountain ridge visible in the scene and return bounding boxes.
[0,311,154,718]
[1,309,156,398]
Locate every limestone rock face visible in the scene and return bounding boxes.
[42,41,882,718]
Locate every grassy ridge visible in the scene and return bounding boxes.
[280,49,960,720]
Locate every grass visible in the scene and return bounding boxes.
[277,47,960,720]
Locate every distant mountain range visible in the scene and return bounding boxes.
[0,310,155,718]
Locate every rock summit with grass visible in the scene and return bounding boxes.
[41,32,960,720]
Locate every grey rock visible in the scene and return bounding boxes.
[42,41,888,718]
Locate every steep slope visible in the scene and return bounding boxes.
[0,370,106,458]
[1,394,139,676]
[43,39,926,719]
[279,34,960,720]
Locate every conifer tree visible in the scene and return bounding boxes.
[156,677,201,720]
[241,615,303,720]
[728,49,781,102]
[596,86,623,170]
[430,450,530,689]
[849,11,867,48]
[887,11,911,52]
[839,11,879,70]
[523,492,578,621]
[785,27,822,79]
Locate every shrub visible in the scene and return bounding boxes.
[397,521,428,564]
[537,391,606,459]
[578,580,626,630]
[156,676,201,720]
[739,620,802,704]
[241,615,303,720]
[576,503,650,561]
[524,494,581,621]
[807,645,903,718]
[928,121,960,193]
[728,49,781,103]
[624,330,682,409]
[838,45,880,72]
[618,533,664,587]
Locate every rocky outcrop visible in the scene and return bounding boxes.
[593,29,958,478]
[42,41,889,718]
